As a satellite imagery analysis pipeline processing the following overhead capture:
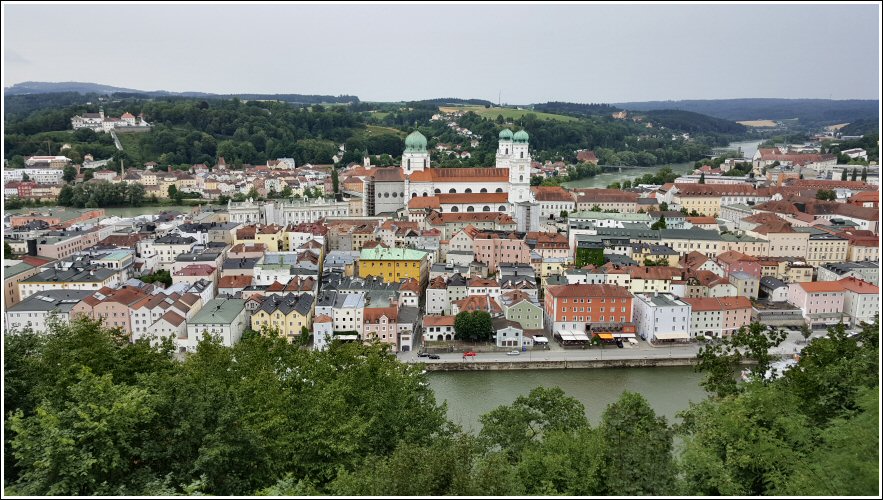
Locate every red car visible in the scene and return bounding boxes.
[463,352,477,357]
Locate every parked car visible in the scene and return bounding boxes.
[428,354,441,359]
[417,352,429,357]
[506,350,520,356]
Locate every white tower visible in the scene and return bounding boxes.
[507,129,532,204]
[401,130,429,174]
[495,128,514,168]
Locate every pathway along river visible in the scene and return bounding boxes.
[427,366,707,433]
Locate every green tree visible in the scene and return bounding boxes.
[332,168,340,194]
[731,322,788,381]
[9,368,160,496]
[861,167,867,181]
[840,168,848,180]
[62,165,77,183]
[815,189,836,201]
[698,172,706,184]
[650,216,667,230]
[598,392,675,495]
[658,201,668,211]
[479,387,588,460]
[4,241,13,259]
[799,323,812,344]
[167,184,178,199]
[140,269,172,287]
[454,311,493,342]
[850,168,858,181]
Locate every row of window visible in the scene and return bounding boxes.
[560,316,627,322]
[561,307,627,313]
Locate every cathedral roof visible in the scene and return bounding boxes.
[513,129,529,143]
[404,130,427,152]
[499,128,513,140]
[408,167,509,183]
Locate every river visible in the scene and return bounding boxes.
[428,366,706,433]
[101,204,216,218]
[563,139,763,189]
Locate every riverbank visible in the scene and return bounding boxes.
[423,356,698,371]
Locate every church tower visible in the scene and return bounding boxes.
[495,128,513,168]
[507,129,532,204]
[401,130,429,174]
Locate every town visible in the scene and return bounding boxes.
[4,123,878,364]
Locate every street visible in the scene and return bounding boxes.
[397,326,823,365]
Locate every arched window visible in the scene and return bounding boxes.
[434,188,441,194]
[520,152,524,159]
[483,206,490,211]
[422,192,428,197]
[465,188,472,193]
[449,188,456,193]
[451,206,459,212]
[496,188,503,193]
[499,205,506,211]
[480,188,488,193]
[411,193,417,198]
[505,148,508,155]
[466,206,475,212]
[407,159,411,170]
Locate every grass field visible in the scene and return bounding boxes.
[737,120,778,127]
[362,125,406,137]
[115,132,147,165]
[438,105,578,122]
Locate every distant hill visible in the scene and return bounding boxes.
[3,81,359,104]
[838,118,879,137]
[5,81,145,96]
[614,98,879,126]
[640,109,747,134]
[533,101,622,117]
[415,98,494,106]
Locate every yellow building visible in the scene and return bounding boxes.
[255,224,287,252]
[250,293,314,342]
[359,247,428,284]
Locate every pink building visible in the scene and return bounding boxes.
[363,307,398,349]
[786,281,846,327]
[716,251,761,279]
[70,285,152,336]
[473,231,531,270]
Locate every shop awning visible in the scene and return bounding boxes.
[597,333,615,340]
[612,333,636,338]
[653,332,689,340]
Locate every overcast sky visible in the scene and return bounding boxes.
[3,3,880,103]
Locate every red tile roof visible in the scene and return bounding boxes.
[423,315,456,327]
[837,277,879,294]
[798,281,845,293]
[546,284,632,298]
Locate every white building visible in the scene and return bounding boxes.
[632,293,692,342]
[4,289,93,334]
[181,298,247,352]
[839,277,878,328]
[227,198,350,225]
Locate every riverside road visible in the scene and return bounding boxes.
[397,327,816,367]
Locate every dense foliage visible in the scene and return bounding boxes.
[3,316,878,496]
[642,109,747,134]
[57,180,145,208]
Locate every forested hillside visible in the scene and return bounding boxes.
[642,109,747,134]
[615,98,879,126]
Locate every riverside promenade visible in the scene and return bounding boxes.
[397,326,813,371]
